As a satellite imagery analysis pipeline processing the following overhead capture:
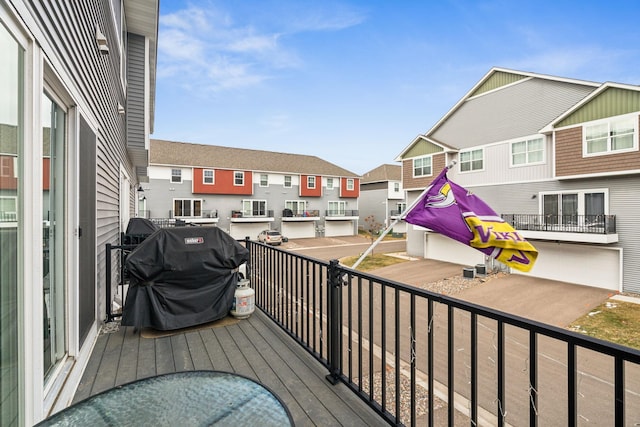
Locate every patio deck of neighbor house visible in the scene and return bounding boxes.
[73,310,386,427]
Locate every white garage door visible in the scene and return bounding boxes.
[230,223,268,241]
[516,241,621,291]
[325,220,354,237]
[282,222,315,239]
[425,233,621,291]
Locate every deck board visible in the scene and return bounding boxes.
[72,310,386,426]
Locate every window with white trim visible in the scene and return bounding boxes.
[0,196,17,222]
[541,189,607,225]
[1,157,14,177]
[285,200,307,215]
[328,201,346,216]
[260,174,268,187]
[173,198,202,217]
[203,169,214,184]
[584,115,637,156]
[393,182,400,192]
[346,178,354,191]
[326,178,334,189]
[234,171,244,186]
[242,199,267,217]
[413,156,431,177]
[171,168,182,183]
[284,175,292,188]
[511,137,544,166]
[307,176,316,189]
[460,149,483,172]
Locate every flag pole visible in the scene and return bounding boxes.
[349,160,457,271]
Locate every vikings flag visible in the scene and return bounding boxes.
[403,168,538,272]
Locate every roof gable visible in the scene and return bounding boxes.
[468,70,527,98]
[555,85,640,128]
[361,164,401,183]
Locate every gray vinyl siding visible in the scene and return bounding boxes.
[466,176,640,293]
[359,187,389,226]
[26,1,135,315]
[431,79,596,149]
[126,33,147,160]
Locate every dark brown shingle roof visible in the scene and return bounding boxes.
[361,164,401,183]
[150,139,359,177]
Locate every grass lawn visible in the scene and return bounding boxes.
[340,253,409,271]
[569,300,640,350]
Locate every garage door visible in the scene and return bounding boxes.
[230,223,267,241]
[325,220,354,237]
[282,222,315,239]
[516,241,621,291]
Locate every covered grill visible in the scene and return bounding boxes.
[121,227,249,330]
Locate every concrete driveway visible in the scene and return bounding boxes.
[285,236,615,328]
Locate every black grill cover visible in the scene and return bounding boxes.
[123,218,159,245]
[121,227,249,330]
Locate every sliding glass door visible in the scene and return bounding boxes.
[42,93,66,380]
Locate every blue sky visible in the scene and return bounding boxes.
[152,0,640,176]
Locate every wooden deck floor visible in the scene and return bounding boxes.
[73,310,386,426]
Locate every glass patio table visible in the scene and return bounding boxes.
[37,371,294,426]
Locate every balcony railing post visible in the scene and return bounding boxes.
[105,243,113,322]
[326,259,342,385]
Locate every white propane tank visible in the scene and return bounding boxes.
[231,279,255,319]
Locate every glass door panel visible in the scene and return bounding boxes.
[42,93,66,380]
[0,22,23,426]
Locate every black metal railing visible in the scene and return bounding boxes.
[503,214,616,234]
[230,210,274,219]
[281,209,320,218]
[325,209,359,217]
[246,239,640,426]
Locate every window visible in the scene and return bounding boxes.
[171,168,182,183]
[396,202,407,212]
[307,176,316,189]
[173,199,202,217]
[346,178,354,191]
[234,171,244,186]
[242,199,266,217]
[393,182,400,192]
[284,175,292,188]
[285,200,307,215]
[511,137,544,166]
[542,190,606,225]
[0,157,13,177]
[413,156,431,177]
[260,174,268,187]
[203,169,214,184]
[326,178,334,189]
[460,149,483,172]
[584,116,636,155]
[0,197,17,221]
[328,201,346,216]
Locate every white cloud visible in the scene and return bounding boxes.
[157,3,365,92]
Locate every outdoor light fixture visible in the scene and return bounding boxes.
[118,103,125,115]
[137,185,144,192]
[96,25,109,55]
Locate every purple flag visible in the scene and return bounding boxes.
[404,168,538,272]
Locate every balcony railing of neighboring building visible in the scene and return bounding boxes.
[246,240,640,426]
[502,214,616,234]
[281,209,320,218]
[325,209,359,217]
[230,210,274,219]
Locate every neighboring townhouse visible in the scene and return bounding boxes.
[146,139,361,239]
[0,1,158,424]
[396,67,640,294]
[359,164,406,233]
